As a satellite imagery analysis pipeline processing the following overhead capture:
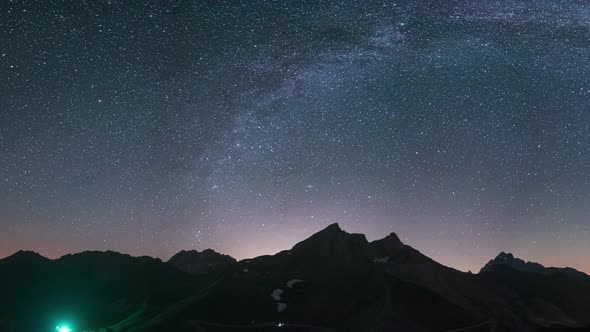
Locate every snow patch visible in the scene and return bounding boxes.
[277,302,287,312]
[373,257,390,263]
[271,289,284,301]
[286,279,304,288]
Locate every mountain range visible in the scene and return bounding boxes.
[1,223,589,332]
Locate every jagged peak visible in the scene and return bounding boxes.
[316,222,365,239]
[295,223,345,244]
[369,231,405,253]
[481,252,588,278]
[168,248,236,264]
[489,252,532,266]
[481,252,547,274]
[168,248,236,274]
[202,248,225,255]
[170,248,234,258]
[292,222,369,254]
[369,231,420,263]
[495,252,515,260]
[322,222,343,233]
[173,249,199,256]
[379,232,404,246]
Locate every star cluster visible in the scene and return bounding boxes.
[1,0,589,273]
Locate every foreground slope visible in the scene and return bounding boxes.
[0,251,215,332]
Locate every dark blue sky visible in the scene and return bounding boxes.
[1,0,589,273]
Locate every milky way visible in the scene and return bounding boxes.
[1,0,590,273]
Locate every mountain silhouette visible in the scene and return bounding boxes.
[482,252,590,278]
[1,224,589,332]
[168,249,236,274]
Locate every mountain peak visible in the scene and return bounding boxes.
[168,248,236,274]
[322,222,343,233]
[481,252,588,278]
[1,250,49,264]
[12,250,45,258]
[291,223,369,259]
[369,231,405,257]
[481,252,546,273]
[382,232,404,247]
[496,252,515,261]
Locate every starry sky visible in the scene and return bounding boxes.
[1,0,590,274]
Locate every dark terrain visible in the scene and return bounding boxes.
[1,224,589,332]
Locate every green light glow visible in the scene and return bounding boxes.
[56,325,72,332]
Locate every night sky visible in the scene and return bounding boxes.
[1,0,590,274]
